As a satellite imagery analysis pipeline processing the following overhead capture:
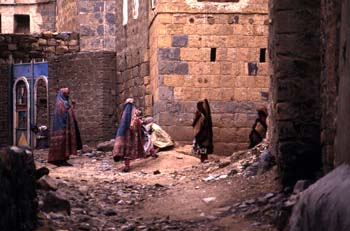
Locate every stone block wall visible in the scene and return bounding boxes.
[149,0,269,154]
[115,0,149,116]
[56,0,116,51]
[320,0,341,173]
[56,0,79,32]
[269,0,322,186]
[0,0,56,33]
[48,52,117,145]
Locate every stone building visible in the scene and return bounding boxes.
[0,0,56,34]
[118,0,269,154]
[269,0,350,186]
[0,0,270,155]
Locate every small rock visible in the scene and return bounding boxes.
[42,191,71,215]
[96,140,114,152]
[202,197,216,204]
[36,166,50,179]
[103,208,118,216]
[263,193,275,200]
[176,156,183,159]
[218,161,230,168]
[37,175,58,191]
[153,170,161,175]
[228,169,238,176]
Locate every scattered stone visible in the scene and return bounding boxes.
[202,197,216,204]
[103,208,118,216]
[96,141,114,152]
[228,169,238,176]
[37,175,58,191]
[42,191,71,215]
[82,144,93,154]
[218,161,231,168]
[36,166,50,180]
[153,170,161,175]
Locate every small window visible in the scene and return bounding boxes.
[260,48,266,63]
[14,15,30,34]
[210,48,216,62]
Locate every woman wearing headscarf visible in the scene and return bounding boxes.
[48,88,82,165]
[113,98,145,172]
[192,99,214,162]
[249,106,268,148]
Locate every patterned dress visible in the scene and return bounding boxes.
[48,88,81,163]
[113,102,145,160]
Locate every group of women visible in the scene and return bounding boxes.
[49,87,266,172]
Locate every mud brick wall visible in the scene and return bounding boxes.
[115,0,150,116]
[149,0,269,154]
[320,0,341,173]
[48,52,117,145]
[56,0,116,51]
[334,1,350,166]
[0,0,56,33]
[269,0,322,186]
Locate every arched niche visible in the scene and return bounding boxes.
[13,77,30,146]
[34,76,48,129]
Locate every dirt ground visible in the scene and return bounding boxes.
[34,144,280,231]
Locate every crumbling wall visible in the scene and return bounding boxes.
[150,0,269,154]
[48,52,117,145]
[269,0,322,186]
[115,0,149,116]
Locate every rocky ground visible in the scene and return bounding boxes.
[34,142,289,231]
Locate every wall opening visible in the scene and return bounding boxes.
[210,48,216,62]
[14,14,30,34]
[0,14,2,33]
[260,48,266,63]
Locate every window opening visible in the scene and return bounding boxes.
[210,48,216,62]
[14,14,30,34]
[260,48,266,63]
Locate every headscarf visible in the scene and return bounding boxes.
[52,88,71,131]
[116,98,135,137]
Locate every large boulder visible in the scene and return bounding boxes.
[0,146,38,231]
[289,164,350,231]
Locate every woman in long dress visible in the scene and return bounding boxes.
[113,98,145,172]
[48,88,82,165]
[192,99,214,162]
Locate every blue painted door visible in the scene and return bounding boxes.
[12,61,48,147]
